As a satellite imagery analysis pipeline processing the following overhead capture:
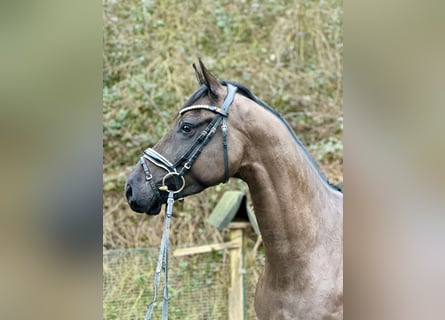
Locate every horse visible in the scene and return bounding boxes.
[125,59,343,320]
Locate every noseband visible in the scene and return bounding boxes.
[140,84,238,199]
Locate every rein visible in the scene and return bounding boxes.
[144,190,175,320]
[141,84,237,320]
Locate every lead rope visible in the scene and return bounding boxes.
[144,190,175,320]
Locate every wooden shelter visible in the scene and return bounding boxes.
[208,191,259,320]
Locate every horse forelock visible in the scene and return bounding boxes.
[181,85,208,109]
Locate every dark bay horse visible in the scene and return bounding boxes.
[126,59,343,320]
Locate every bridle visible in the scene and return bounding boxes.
[139,83,237,197]
[140,84,237,320]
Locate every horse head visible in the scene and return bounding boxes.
[125,59,245,215]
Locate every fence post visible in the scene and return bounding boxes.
[228,222,249,320]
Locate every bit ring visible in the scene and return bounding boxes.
[159,172,185,194]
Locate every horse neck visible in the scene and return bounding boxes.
[235,100,342,269]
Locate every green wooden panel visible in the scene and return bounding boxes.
[208,191,260,235]
[208,191,245,229]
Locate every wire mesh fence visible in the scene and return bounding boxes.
[103,246,265,320]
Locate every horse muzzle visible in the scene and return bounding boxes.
[125,176,165,215]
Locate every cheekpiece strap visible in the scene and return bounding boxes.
[220,84,237,115]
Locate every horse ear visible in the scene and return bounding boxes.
[198,58,221,98]
[192,63,205,86]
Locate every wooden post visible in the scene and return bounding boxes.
[228,222,249,320]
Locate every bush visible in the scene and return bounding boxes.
[103,0,343,249]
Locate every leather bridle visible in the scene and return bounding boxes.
[139,83,238,200]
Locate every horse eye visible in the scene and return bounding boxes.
[181,123,193,133]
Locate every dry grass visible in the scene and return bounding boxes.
[103,0,342,249]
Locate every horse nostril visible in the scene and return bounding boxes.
[125,183,133,200]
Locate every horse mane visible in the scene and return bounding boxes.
[183,80,343,193]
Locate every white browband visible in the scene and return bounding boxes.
[179,105,223,115]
